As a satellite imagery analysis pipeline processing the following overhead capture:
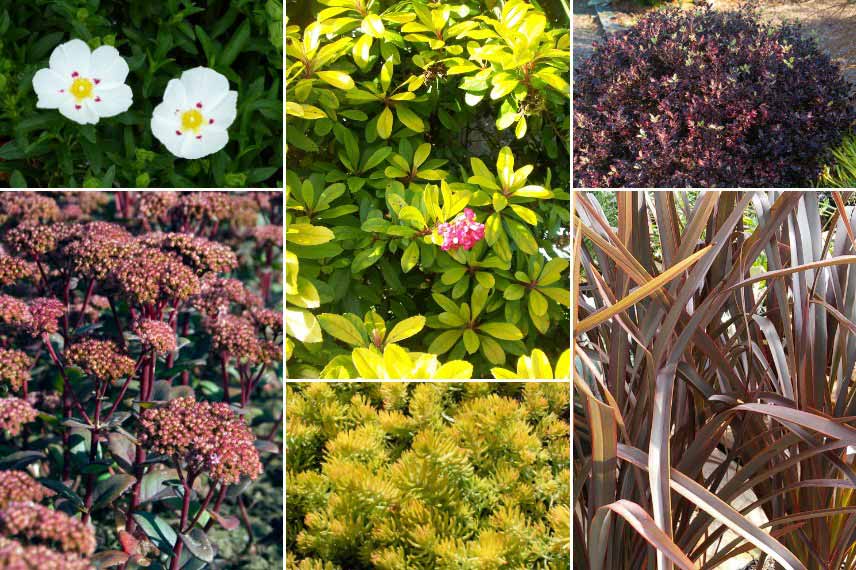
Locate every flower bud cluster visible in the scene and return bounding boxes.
[0,502,96,556]
[253,224,283,248]
[193,276,261,316]
[175,192,232,223]
[65,223,135,280]
[0,193,60,226]
[0,471,55,509]
[112,248,200,305]
[139,396,262,484]
[133,319,177,355]
[437,208,485,251]
[0,257,34,286]
[26,298,64,336]
[210,315,261,363]
[66,339,135,382]
[4,223,79,258]
[0,295,31,328]
[140,232,237,275]
[0,349,31,392]
[250,308,283,337]
[0,398,37,436]
[138,191,178,222]
[0,537,91,570]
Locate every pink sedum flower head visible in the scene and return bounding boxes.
[32,39,133,125]
[151,68,238,159]
[437,208,485,251]
[0,398,38,436]
[0,471,55,509]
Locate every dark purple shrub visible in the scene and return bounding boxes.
[573,3,855,187]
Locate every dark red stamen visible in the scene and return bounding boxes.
[59,89,65,93]
[209,119,214,124]
[71,71,79,78]
[93,79,100,85]
[195,135,202,140]
[75,104,82,110]
[95,97,101,102]
[176,130,182,135]
[196,102,202,108]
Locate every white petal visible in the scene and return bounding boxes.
[93,84,133,118]
[205,90,238,131]
[160,78,188,111]
[90,45,129,86]
[49,39,91,79]
[151,114,185,157]
[178,130,229,160]
[180,67,229,108]
[32,68,68,109]
[59,98,99,125]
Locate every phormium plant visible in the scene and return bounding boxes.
[0,1,283,188]
[285,0,571,379]
[573,3,855,188]
[575,191,856,570]
[0,191,283,568]
[286,381,570,569]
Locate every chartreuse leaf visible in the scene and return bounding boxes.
[401,241,420,272]
[287,224,334,246]
[396,105,424,132]
[316,70,355,90]
[505,218,539,254]
[383,344,411,378]
[362,14,385,38]
[528,289,548,317]
[386,316,426,345]
[352,347,383,378]
[285,309,322,343]
[429,329,462,355]
[504,284,525,300]
[462,329,480,354]
[377,107,394,139]
[353,33,373,68]
[317,314,365,346]
[433,360,473,379]
[538,257,568,285]
[479,335,505,364]
[478,322,523,340]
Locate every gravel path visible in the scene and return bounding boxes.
[573,0,603,73]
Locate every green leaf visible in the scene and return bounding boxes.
[352,348,383,378]
[538,258,568,286]
[478,322,523,340]
[514,116,527,138]
[285,309,322,344]
[541,287,571,307]
[401,241,420,272]
[352,241,386,272]
[353,33,373,68]
[399,206,426,229]
[441,266,467,285]
[514,185,553,198]
[363,146,393,172]
[480,335,505,364]
[362,14,385,38]
[181,528,214,563]
[504,284,525,300]
[485,213,502,245]
[490,79,519,99]
[133,512,177,555]
[471,284,489,318]
[286,223,334,246]
[510,204,537,225]
[528,289,548,317]
[396,104,424,132]
[220,19,251,67]
[505,218,539,254]
[317,70,355,90]
[386,316,426,344]
[432,293,461,315]
[413,143,431,169]
[9,171,26,188]
[434,360,473,379]
[376,106,394,139]
[463,329,480,354]
[90,474,136,511]
[428,329,462,355]
[317,314,365,346]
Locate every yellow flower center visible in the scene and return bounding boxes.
[70,77,94,101]
[181,109,205,132]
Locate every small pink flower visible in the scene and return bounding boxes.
[437,208,485,251]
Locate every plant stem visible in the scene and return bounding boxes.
[169,467,195,570]
[81,383,104,524]
[221,353,230,403]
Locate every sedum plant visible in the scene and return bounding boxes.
[286,381,570,569]
[575,191,856,570]
[286,0,569,378]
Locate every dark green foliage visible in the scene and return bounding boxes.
[286,382,570,570]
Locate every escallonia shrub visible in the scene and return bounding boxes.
[286,0,571,379]
[573,2,855,188]
[286,381,571,570]
[0,191,283,568]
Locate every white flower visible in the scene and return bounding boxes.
[32,39,133,125]
[151,67,238,160]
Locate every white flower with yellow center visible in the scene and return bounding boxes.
[32,39,133,125]
[151,67,238,160]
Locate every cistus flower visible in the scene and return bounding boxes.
[210,315,262,363]
[139,396,263,484]
[66,339,135,382]
[27,298,65,336]
[133,319,177,355]
[0,257,35,286]
[0,537,91,570]
[436,208,485,251]
[32,39,133,125]
[0,501,96,556]
[0,295,32,328]
[0,471,55,509]
[0,349,32,393]
[151,67,238,159]
[0,398,38,436]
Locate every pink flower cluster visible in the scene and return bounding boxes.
[437,208,485,251]
[0,296,31,328]
[0,398,38,436]
[0,257,34,287]
[133,319,177,355]
[0,350,32,393]
[210,315,263,363]
[193,276,261,316]
[0,193,60,226]
[0,537,91,570]
[0,502,96,556]
[140,232,238,275]
[26,298,64,336]
[139,397,262,484]
[0,471,55,509]
[66,339,136,382]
